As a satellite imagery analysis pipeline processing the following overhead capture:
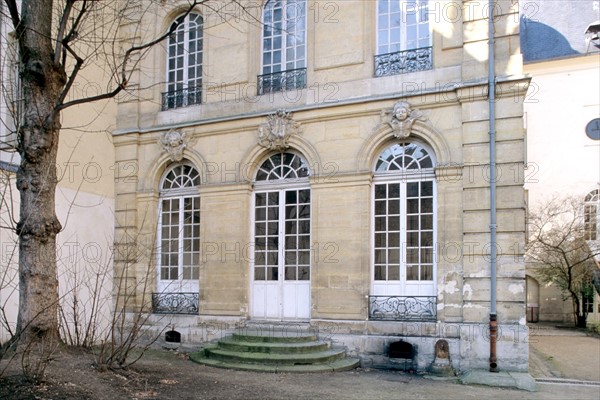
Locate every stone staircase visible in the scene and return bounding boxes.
[190,326,360,373]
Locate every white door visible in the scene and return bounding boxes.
[251,188,311,320]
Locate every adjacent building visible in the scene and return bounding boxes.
[522,0,600,325]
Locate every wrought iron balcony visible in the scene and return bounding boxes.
[152,292,199,314]
[161,86,202,111]
[374,47,433,77]
[258,68,307,95]
[368,295,437,321]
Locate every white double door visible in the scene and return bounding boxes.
[251,187,311,320]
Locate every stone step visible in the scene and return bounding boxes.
[190,352,360,373]
[232,328,318,343]
[204,347,347,365]
[218,337,330,354]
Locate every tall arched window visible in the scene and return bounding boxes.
[371,142,436,300]
[157,164,201,295]
[375,0,432,76]
[251,152,311,320]
[259,0,307,94]
[163,13,203,110]
[584,189,599,240]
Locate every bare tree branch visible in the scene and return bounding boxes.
[57,0,203,112]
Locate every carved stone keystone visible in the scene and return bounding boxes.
[380,101,428,139]
[159,129,188,162]
[257,110,301,151]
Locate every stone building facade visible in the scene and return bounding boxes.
[112,0,530,372]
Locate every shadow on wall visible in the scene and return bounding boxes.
[520,15,580,62]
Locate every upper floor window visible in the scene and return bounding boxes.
[258,0,307,95]
[375,0,432,77]
[162,13,203,110]
[584,189,599,241]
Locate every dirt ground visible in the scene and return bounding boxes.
[1,343,600,400]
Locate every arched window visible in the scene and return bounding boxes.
[163,13,203,110]
[375,0,432,76]
[157,164,201,293]
[251,152,311,319]
[255,152,309,181]
[259,0,307,94]
[584,189,599,240]
[372,142,436,297]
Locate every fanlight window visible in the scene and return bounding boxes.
[162,164,201,190]
[584,189,599,241]
[255,152,309,181]
[375,142,433,172]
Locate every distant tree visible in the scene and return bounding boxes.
[527,196,600,327]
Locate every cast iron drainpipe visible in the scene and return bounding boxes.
[488,0,499,373]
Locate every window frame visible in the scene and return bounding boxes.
[261,0,307,75]
[376,0,432,55]
[258,0,307,94]
[163,12,203,110]
[156,164,201,293]
[371,142,437,295]
[251,152,312,282]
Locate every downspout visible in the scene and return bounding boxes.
[488,0,499,373]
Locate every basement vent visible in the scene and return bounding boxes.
[388,340,414,359]
[165,330,181,343]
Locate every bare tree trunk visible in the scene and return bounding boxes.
[14,0,66,346]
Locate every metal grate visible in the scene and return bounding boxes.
[152,292,199,314]
[374,47,433,77]
[258,68,307,95]
[161,86,202,110]
[368,295,436,321]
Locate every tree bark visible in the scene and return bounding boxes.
[14,0,66,346]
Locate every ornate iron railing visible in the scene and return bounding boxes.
[258,68,307,95]
[152,292,199,314]
[374,47,433,77]
[368,295,437,321]
[161,86,202,110]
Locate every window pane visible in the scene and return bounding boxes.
[406,265,419,280]
[388,265,400,280]
[375,233,386,247]
[421,265,433,280]
[285,266,297,280]
[375,265,386,280]
[388,232,400,247]
[267,267,278,280]
[255,267,266,280]
[298,266,310,280]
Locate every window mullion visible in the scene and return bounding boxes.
[178,196,185,283]
[182,19,189,89]
[400,181,407,285]
[279,189,285,281]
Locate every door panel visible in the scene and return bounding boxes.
[252,188,311,320]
